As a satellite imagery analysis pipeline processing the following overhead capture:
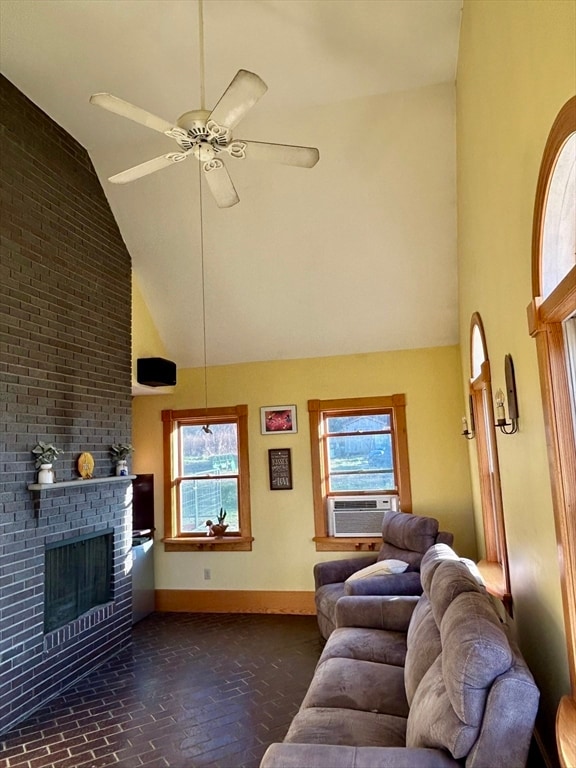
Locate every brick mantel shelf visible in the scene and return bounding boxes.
[28,476,136,492]
[27,476,136,522]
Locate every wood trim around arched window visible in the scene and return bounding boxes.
[527,95,576,768]
[531,97,576,298]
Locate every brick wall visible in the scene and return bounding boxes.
[0,74,133,733]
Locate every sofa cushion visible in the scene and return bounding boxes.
[429,559,485,627]
[405,656,476,759]
[406,592,513,759]
[344,571,422,597]
[406,595,433,648]
[315,583,346,631]
[336,595,420,633]
[404,598,441,705]
[380,511,439,556]
[465,639,540,768]
[419,543,460,597]
[284,707,407,748]
[441,592,512,725]
[346,559,409,582]
[261,743,462,768]
[318,627,408,668]
[376,542,427,569]
[314,556,377,589]
[301,658,409,718]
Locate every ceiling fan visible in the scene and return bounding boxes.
[90,68,320,208]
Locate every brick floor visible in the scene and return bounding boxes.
[0,613,323,768]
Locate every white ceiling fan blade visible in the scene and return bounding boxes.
[109,153,189,184]
[208,70,267,131]
[90,93,176,135]
[203,159,240,208]
[235,140,320,168]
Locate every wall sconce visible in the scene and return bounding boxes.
[495,354,519,434]
[461,395,475,440]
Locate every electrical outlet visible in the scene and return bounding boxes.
[203,568,211,580]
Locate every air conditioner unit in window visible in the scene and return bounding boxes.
[327,495,399,537]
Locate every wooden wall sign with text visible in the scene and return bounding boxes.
[268,448,293,490]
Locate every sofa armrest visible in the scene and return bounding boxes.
[313,555,377,589]
[260,743,460,767]
[436,530,454,546]
[344,571,423,596]
[335,595,420,632]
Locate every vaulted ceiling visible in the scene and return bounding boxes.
[0,0,463,367]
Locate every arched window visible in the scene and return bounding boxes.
[528,96,576,768]
[468,313,511,611]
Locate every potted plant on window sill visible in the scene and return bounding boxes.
[32,441,64,483]
[110,443,134,476]
[206,509,228,537]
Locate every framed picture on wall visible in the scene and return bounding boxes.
[260,405,297,434]
[268,448,293,490]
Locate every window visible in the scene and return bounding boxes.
[540,132,576,299]
[468,313,511,611]
[162,405,253,551]
[528,96,576,767]
[308,395,412,551]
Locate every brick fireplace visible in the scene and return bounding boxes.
[44,529,113,634]
[0,74,133,733]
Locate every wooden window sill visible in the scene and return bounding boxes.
[477,559,513,614]
[314,536,381,552]
[163,536,254,552]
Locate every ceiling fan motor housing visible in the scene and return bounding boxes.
[174,109,230,155]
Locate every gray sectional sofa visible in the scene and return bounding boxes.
[314,510,454,639]
[261,544,539,768]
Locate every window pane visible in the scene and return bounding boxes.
[180,478,239,532]
[542,133,576,298]
[331,472,396,492]
[471,323,486,379]
[564,315,576,434]
[327,434,393,473]
[326,414,390,433]
[182,423,238,476]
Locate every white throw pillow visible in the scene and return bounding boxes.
[346,559,409,582]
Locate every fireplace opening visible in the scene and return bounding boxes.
[44,529,113,633]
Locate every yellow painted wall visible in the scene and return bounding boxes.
[132,345,475,593]
[131,273,169,386]
[457,0,575,756]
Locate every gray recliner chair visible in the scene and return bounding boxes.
[314,510,453,639]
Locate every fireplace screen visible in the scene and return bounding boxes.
[44,530,113,633]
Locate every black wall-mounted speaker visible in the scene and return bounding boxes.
[137,357,177,387]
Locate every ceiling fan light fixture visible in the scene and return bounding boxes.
[193,143,216,162]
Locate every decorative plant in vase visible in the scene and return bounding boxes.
[110,443,133,476]
[32,441,63,483]
[205,508,228,537]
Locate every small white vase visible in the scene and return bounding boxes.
[38,464,54,484]
[116,460,128,476]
